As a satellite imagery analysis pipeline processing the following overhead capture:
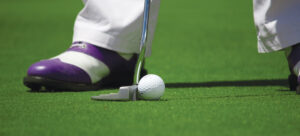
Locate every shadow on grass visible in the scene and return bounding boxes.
[171,93,295,101]
[166,79,296,100]
[165,79,288,88]
[27,79,289,93]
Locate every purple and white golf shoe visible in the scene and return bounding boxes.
[23,42,146,91]
[287,43,300,94]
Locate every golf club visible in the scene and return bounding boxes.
[91,0,151,101]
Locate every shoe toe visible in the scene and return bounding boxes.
[27,59,91,83]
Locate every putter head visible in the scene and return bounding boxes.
[91,85,138,101]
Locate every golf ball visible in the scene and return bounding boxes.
[138,74,165,100]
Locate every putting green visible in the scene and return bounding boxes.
[1,0,299,136]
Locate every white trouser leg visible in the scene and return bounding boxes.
[253,0,300,53]
[73,0,160,57]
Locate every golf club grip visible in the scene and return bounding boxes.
[133,0,151,84]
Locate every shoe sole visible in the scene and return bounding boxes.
[23,69,147,91]
[23,76,103,91]
[289,74,300,94]
[288,74,298,91]
[297,86,300,94]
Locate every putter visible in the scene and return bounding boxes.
[91,0,151,101]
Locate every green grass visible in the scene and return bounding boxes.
[1,0,300,136]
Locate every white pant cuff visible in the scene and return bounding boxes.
[73,26,140,54]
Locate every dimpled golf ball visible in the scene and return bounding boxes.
[138,74,165,100]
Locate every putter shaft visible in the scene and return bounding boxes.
[133,0,151,84]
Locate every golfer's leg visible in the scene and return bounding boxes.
[253,0,300,91]
[253,0,300,53]
[73,0,160,57]
[24,0,160,91]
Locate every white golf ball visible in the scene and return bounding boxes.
[138,74,165,100]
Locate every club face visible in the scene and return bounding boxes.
[91,94,129,101]
[91,85,138,101]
